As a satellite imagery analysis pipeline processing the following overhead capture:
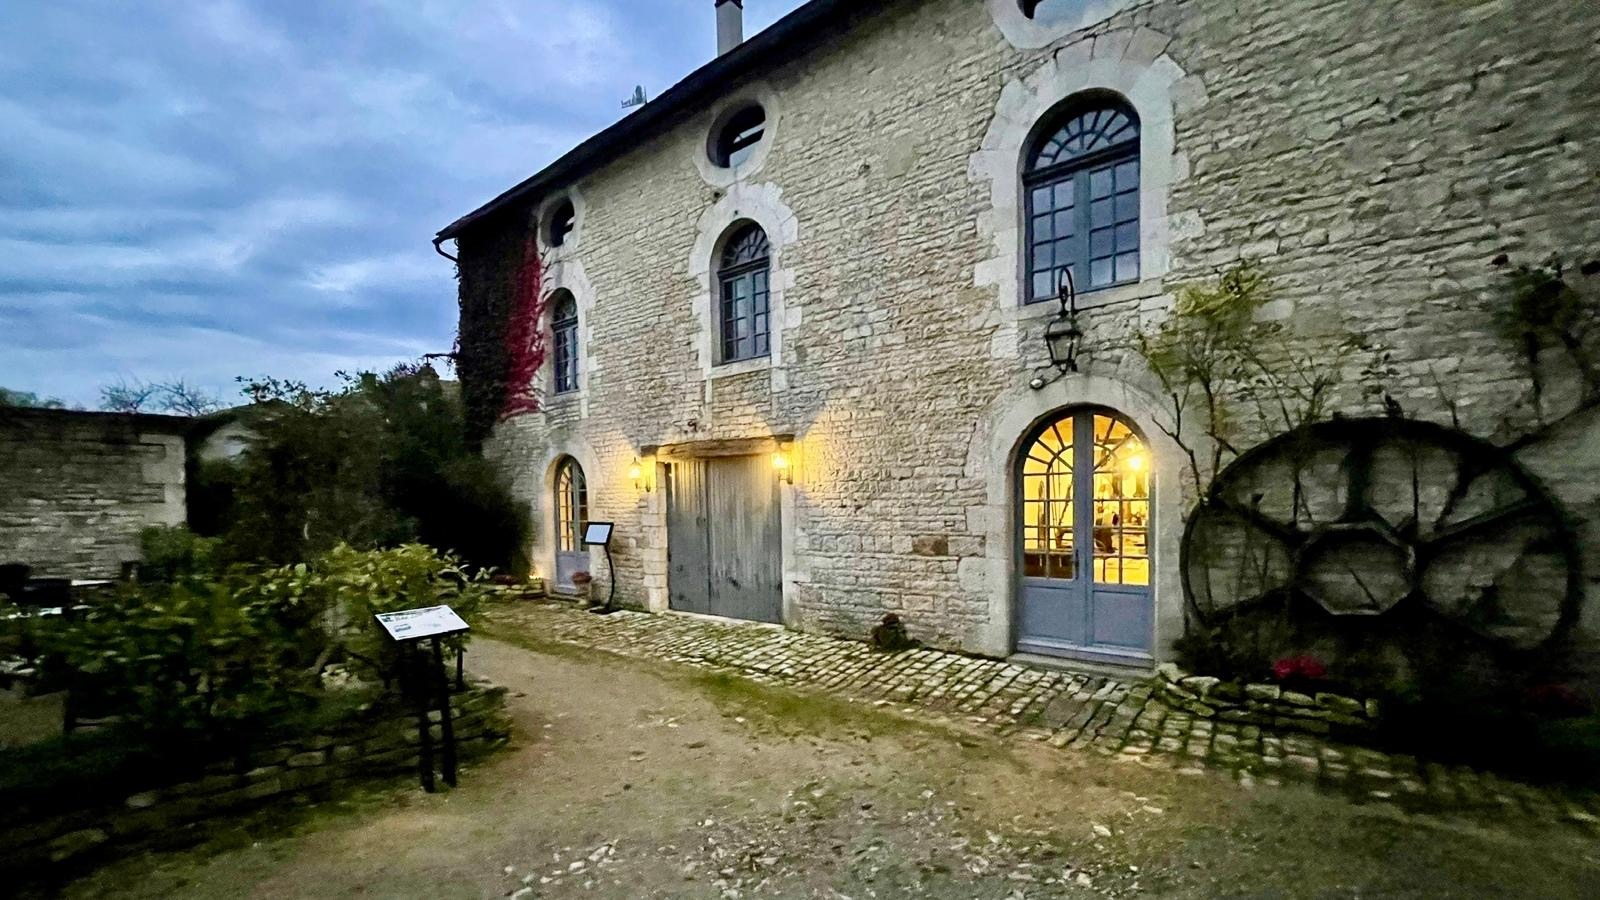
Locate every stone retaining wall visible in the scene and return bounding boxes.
[1154,664,1380,737]
[0,408,191,579]
[1,682,511,876]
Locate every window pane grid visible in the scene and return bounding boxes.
[556,461,588,553]
[1025,102,1140,303]
[1021,439,1074,580]
[1022,412,1151,588]
[718,224,772,364]
[553,317,578,394]
[1090,415,1150,587]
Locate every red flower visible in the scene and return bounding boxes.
[1272,655,1327,683]
[1526,683,1591,718]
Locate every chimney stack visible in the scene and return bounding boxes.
[716,0,744,56]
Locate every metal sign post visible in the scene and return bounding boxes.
[583,522,617,615]
[374,606,470,792]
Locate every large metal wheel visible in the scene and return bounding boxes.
[1183,418,1582,658]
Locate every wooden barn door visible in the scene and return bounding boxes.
[667,456,783,624]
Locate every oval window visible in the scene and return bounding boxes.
[1019,0,1084,24]
[711,105,766,169]
[547,199,576,248]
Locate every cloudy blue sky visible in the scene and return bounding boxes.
[2,0,806,408]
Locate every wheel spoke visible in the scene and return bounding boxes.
[1421,498,1539,548]
[1208,497,1302,545]
[1341,437,1375,522]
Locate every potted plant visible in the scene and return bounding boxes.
[570,570,594,605]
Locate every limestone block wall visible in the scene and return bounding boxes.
[0,409,189,579]
[454,0,1600,660]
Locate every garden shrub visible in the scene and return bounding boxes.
[136,525,220,583]
[315,543,490,680]
[215,365,528,575]
[2,545,492,756]
[30,575,321,748]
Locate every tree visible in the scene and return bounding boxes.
[0,387,67,409]
[100,377,222,416]
[217,365,529,575]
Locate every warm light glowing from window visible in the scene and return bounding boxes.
[1021,412,1150,586]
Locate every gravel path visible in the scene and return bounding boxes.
[55,631,1600,899]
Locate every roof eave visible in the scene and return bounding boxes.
[435,0,860,243]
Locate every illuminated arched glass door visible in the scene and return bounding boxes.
[554,457,588,593]
[1018,409,1153,662]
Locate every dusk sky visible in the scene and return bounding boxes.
[2,0,807,408]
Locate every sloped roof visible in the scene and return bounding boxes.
[435,0,883,243]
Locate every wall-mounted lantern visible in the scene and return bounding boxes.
[1044,266,1082,374]
[772,448,793,485]
[629,458,653,493]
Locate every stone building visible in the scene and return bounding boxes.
[440,0,1600,670]
[0,408,191,579]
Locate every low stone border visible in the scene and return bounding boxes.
[2,682,511,876]
[1153,663,1380,736]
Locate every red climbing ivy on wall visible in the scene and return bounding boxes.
[500,238,549,420]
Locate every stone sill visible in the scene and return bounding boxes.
[707,356,772,381]
[1012,277,1167,322]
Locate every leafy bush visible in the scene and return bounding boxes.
[315,544,490,680]
[137,525,220,583]
[30,575,321,746]
[3,545,491,749]
[216,365,528,575]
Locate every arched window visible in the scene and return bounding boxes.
[1025,98,1140,302]
[717,223,771,363]
[554,457,588,592]
[556,458,587,552]
[551,290,579,394]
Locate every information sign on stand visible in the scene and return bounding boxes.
[374,605,470,793]
[583,522,619,614]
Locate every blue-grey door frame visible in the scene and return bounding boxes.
[1016,408,1154,665]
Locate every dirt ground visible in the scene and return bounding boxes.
[1,686,63,749]
[53,635,1600,899]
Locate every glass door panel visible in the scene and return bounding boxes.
[1021,422,1074,579]
[1089,414,1150,586]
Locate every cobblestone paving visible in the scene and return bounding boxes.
[482,600,1600,830]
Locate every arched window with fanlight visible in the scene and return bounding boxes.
[1024,96,1141,303]
[716,223,771,364]
[551,290,579,394]
[554,456,588,592]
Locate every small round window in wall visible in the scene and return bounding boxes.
[1019,0,1084,24]
[711,105,766,169]
[548,199,576,248]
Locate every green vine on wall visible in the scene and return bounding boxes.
[1129,261,1377,499]
[1492,254,1600,426]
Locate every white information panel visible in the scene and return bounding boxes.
[375,605,470,642]
[583,522,614,546]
